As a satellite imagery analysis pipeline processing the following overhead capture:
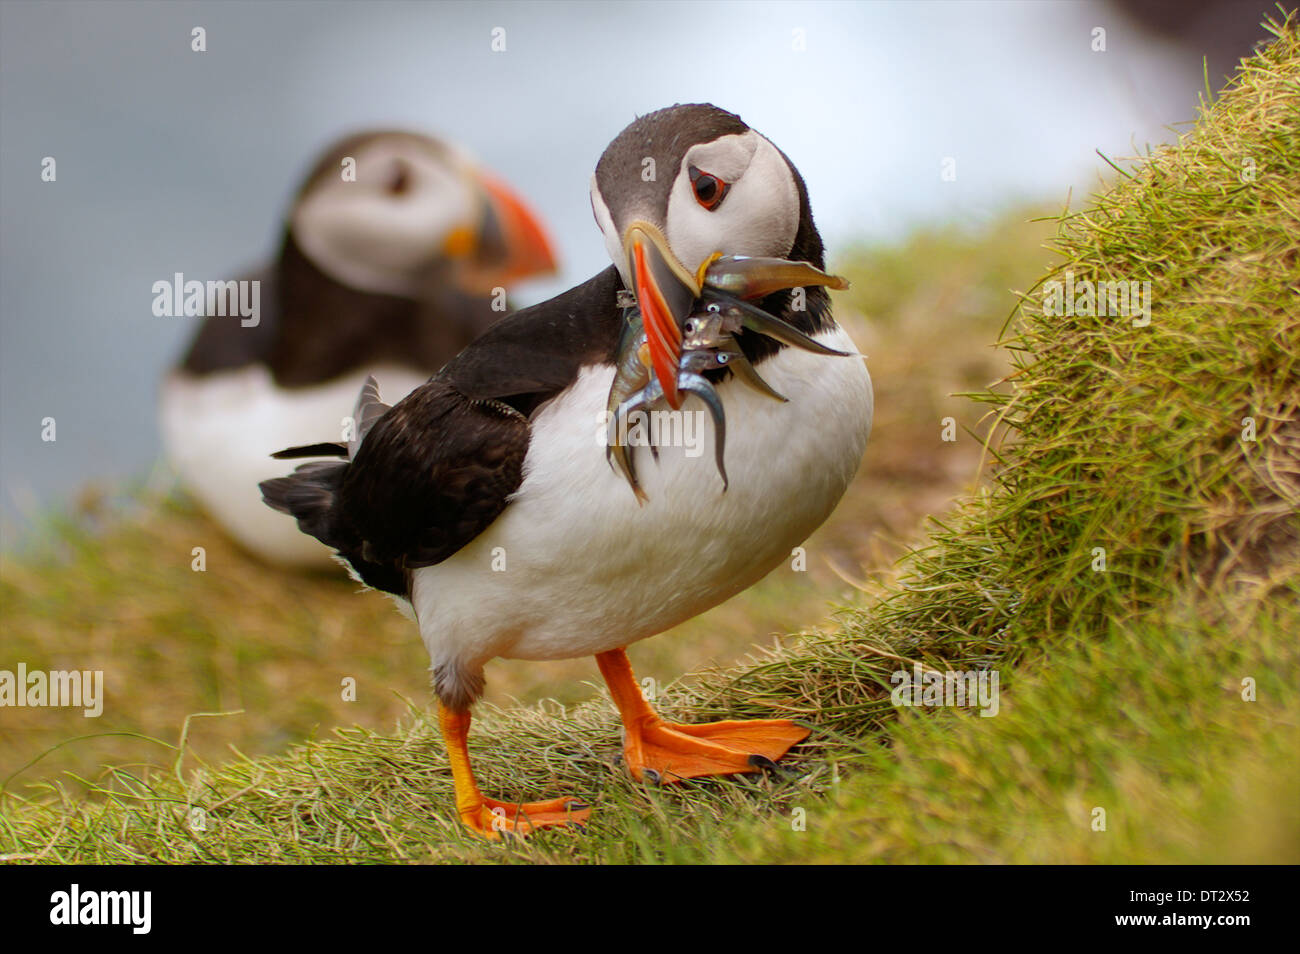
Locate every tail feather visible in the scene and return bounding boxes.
[259,375,408,595]
[349,375,390,459]
[271,442,347,460]
[259,461,347,549]
[262,376,390,537]
[268,377,388,464]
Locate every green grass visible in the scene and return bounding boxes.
[692,598,1300,864]
[1,205,1045,793]
[1,13,1297,863]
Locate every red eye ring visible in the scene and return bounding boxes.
[689,165,729,211]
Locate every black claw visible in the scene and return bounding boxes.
[747,754,780,772]
[642,768,662,785]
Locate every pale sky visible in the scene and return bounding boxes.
[0,1,1221,530]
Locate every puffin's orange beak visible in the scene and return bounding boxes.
[454,170,558,293]
[623,222,700,410]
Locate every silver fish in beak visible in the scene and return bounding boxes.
[604,254,854,502]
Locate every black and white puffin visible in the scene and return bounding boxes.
[261,105,873,837]
[161,130,556,566]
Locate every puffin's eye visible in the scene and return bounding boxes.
[387,161,411,196]
[689,166,729,211]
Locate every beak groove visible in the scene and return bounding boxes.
[622,222,700,410]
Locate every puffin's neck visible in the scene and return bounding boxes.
[268,231,501,388]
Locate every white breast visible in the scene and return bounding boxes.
[411,324,872,672]
[160,363,432,566]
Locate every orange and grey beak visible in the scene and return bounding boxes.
[452,170,558,293]
[622,222,701,410]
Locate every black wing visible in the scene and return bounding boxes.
[438,266,625,412]
[339,379,530,569]
[261,267,625,596]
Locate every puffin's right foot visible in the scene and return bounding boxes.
[439,704,592,840]
[460,795,592,839]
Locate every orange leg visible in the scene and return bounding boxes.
[439,705,591,839]
[595,648,809,784]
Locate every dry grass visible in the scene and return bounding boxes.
[0,210,1049,793]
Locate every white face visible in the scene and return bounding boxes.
[590,129,801,286]
[291,137,479,297]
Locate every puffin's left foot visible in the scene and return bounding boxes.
[623,716,809,783]
[596,648,811,784]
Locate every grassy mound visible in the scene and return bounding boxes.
[2,15,1296,863]
[1,217,1043,792]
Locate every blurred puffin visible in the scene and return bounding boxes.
[161,130,556,566]
[262,105,872,837]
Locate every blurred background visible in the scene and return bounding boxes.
[0,0,1288,786]
[2,0,1275,524]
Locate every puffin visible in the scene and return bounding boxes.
[261,104,873,837]
[160,130,557,566]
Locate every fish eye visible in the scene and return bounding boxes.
[706,302,721,314]
[683,319,698,334]
[717,353,730,364]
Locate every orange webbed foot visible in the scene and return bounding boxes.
[596,649,810,785]
[624,717,810,784]
[460,795,592,840]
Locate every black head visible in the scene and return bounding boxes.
[591,104,822,280]
[589,104,826,403]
